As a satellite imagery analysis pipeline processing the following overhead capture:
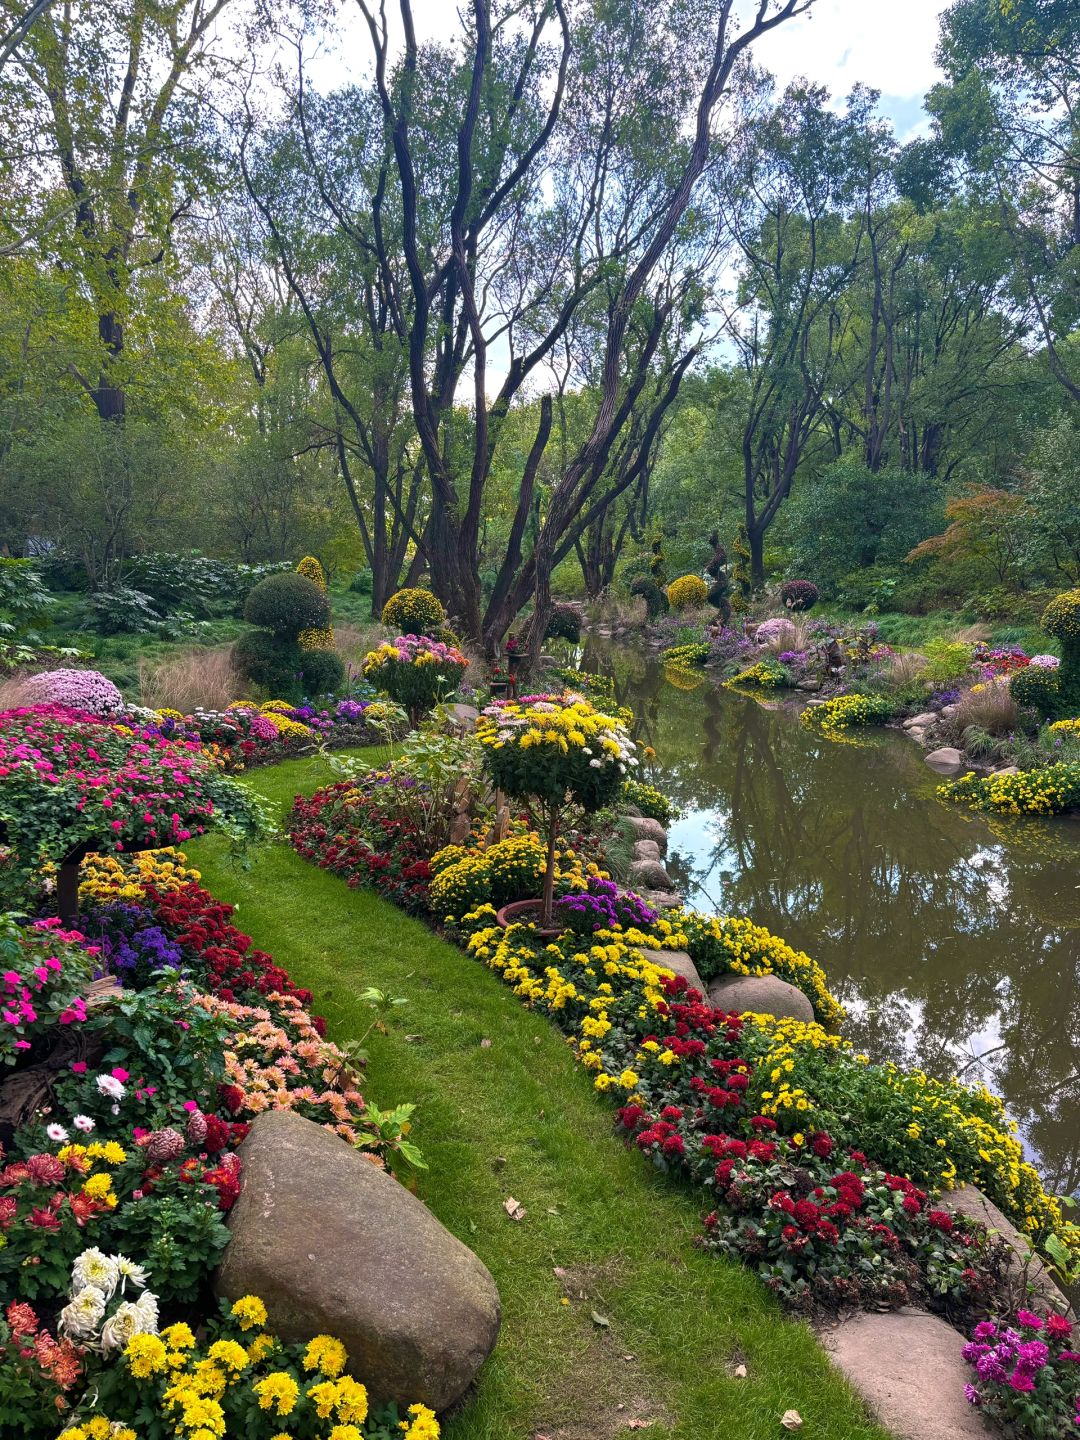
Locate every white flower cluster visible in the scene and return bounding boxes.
[58,1247,158,1352]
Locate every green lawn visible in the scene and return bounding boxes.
[186,754,889,1440]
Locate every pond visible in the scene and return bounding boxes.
[582,639,1080,1197]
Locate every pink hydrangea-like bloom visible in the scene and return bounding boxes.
[19,669,123,714]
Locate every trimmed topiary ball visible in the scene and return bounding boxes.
[380,587,446,636]
[780,579,819,612]
[1010,663,1061,720]
[1043,590,1080,646]
[244,573,330,640]
[233,631,303,696]
[666,574,709,611]
[297,648,345,696]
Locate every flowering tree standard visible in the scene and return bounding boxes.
[362,636,468,724]
[476,693,637,923]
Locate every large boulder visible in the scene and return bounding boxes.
[820,1309,990,1440]
[627,858,676,892]
[925,746,965,774]
[216,1111,500,1411]
[706,973,814,1024]
[622,815,668,851]
[652,949,705,995]
[903,711,938,730]
[940,1183,1072,1316]
[631,838,662,863]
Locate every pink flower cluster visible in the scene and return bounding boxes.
[389,634,467,666]
[1,922,90,1059]
[18,669,123,714]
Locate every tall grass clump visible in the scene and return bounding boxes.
[138,646,245,712]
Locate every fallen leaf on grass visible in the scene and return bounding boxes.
[781,1411,803,1431]
[590,1310,610,1327]
[480,1037,492,1048]
[503,1196,526,1221]
[626,1422,652,1431]
[734,1363,748,1378]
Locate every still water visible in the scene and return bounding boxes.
[583,640,1080,1196]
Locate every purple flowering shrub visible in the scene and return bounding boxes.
[553,877,657,935]
[19,669,123,715]
[78,900,184,990]
[962,1309,1080,1436]
[707,626,753,669]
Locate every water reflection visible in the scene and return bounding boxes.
[581,641,1080,1194]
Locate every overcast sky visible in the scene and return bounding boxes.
[310,0,952,139]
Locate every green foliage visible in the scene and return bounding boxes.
[349,568,374,596]
[786,459,945,596]
[1042,590,1080,647]
[1010,664,1062,721]
[731,525,752,610]
[233,630,304,697]
[297,648,345,697]
[618,777,675,825]
[662,641,710,668]
[244,573,330,640]
[544,603,582,643]
[380,587,446,635]
[920,638,975,682]
[0,558,53,642]
[630,574,669,620]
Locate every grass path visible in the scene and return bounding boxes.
[186,754,889,1440]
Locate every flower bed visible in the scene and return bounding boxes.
[940,763,1080,817]
[800,692,893,739]
[962,1307,1080,1434]
[0,692,438,1438]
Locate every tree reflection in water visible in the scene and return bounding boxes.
[580,640,1080,1195]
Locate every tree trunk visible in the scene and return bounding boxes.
[91,312,125,421]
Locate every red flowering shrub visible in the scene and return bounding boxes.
[287,778,434,912]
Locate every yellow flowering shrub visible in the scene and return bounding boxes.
[430,834,595,916]
[941,762,1080,816]
[84,1296,437,1439]
[666,574,708,610]
[79,848,199,903]
[681,912,843,1026]
[799,692,892,739]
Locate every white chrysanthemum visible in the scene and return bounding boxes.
[72,1114,95,1133]
[46,1122,69,1142]
[71,1248,119,1299]
[100,1301,143,1353]
[58,1286,106,1340]
[96,1074,125,1100]
[116,1254,148,1291]
[133,1288,159,1328]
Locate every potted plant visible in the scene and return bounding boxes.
[476,691,637,927]
[362,634,468,726]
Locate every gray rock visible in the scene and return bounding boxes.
[634,887,684,909]
[652,949,705,995]
[820,1309,990,1440]
[925,746,965,773]
[706,973,814,1023]
[795,679,821,692]
[941,703,958,719]
[940,1183,1072,1316]
[631,838,662,863]
[907,727,928,745]
[627,858,675,892]
[216,1111,500,1411]
[903,711,938,730]
[993,765,1021,776]
[622,815,667,851]
[445,703,480,731]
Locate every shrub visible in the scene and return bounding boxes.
[232,630,303,696]
[429,834,549,915]
[666,574,708,610]
[380,587,446,636]
[1010,663,1061,720]
[941,762,1080,816]
[362,635,467,721]
[349,568,373,595]
[801,692,893,738]
[727,658,788,689]
[1041,589,1080,713]
[630,575,669,620]
[297,648,345,697]
[920,638,976,683]
[662,641,710,668]
[296,554,327,591]
[295,556,335,651]
[545,603,582,643]
[243,573,329,640]
[780,579,819,612]
[18,668,124,714]
[85,585,169,636]
[617,777,675,825]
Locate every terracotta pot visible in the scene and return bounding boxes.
[495,898,565,938]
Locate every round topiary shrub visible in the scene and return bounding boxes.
[545,603,582,643]
[233,631,303,697]
[380,587,446,636]
[1010,658,1062,719]
[1040,590,1080,713]
[780,579,819,612]
[244,573,330,640]
[297,648,345,696]
[666,574,709,610]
